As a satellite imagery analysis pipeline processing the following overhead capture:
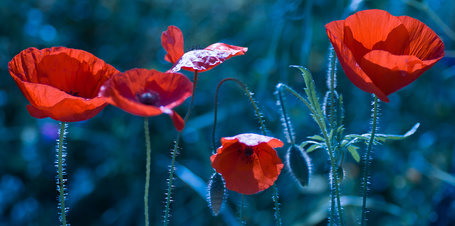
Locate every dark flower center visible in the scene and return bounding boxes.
[189,44,202,51]
[239,146,257,164]
[136,91,160,106]
[244,146,254,156]
[65,90,79,97]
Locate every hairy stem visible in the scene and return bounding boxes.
[329,49,336,131]
[272,184,282,226]
[57,122,67,226]
[276,85,295,145]
[212,78,266,147]
[361,95,379,226]
[163,71,198,225]
[144,117,151,226]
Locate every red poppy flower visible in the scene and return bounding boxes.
[100,68,193,131]
[161,25,248,73]
[210,133,284,195]
[325,9,445,102]
[8,47,119,122]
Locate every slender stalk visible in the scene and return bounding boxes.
[361,95,379,226]
[163,71,198,225]
[276,85,295,145]
[278,84,343,225]
[272,184,282,226]
[144,117,151,226]
[329,49,336,130]
[328,48,338,225]
[57,122,67,226]
[212,78,266,144]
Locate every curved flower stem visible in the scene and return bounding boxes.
[212,78,266,146]
[144,117,151,226]
[361,95,379,226]
[277,84,343,225]
[212,78,281,224]
[57,122,67,226]
[163,71,198,226]
[276,85,295,145]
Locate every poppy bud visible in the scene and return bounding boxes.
[207,172,227,216]
[286,145,312,188]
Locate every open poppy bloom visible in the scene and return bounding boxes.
[100,68,193,131]
[326,9,445,102]
[161,25,248,73]
[8,47,119,122]
[210,133,284,195]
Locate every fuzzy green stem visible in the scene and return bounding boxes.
[57,122,67,226]
[272,184,282,226]
[328,49,337,225]
[163,71,198,226]
[144,117,151,226]
[276,85,295,145]
[361,95,379,226]
[278,83,343,225]
[329,49,336,131]
[212,78,266,147]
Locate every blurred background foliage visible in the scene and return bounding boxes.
[0,0,454,225]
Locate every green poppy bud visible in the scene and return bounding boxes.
[286,145,312,188]
[207,172,227,216]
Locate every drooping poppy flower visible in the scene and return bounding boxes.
[210,133,284,195]
[100,68,193,131]
[8,47,120,122]
[325,9,445,102]
[161,25,248,73]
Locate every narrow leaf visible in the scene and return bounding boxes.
[347,145,361,163]
[307,135,325,142]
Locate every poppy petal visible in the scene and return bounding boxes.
[326,25,389,102]
[161,25,185,64]
[397,16,445,61]
[211,143,259,195]
[164,109,185,131]
[101,68,192,130]
[255,144,283,187]
[225,133,283,148]
[344,10,404,51]
[8,47,119,121]
[326,9,444,102]
[204,43,248,56]
[169,43,248,73]
[211,133,284,195]
[360,50,441,96]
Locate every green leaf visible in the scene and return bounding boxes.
[375,122,420,142]
[307,135,325,142]
[306,144,322,153]
[347,145,361,163]
[290,65,326,130]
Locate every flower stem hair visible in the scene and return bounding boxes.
[56,122,68,226]
[163,70,199,225]
[361,95,380,225]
